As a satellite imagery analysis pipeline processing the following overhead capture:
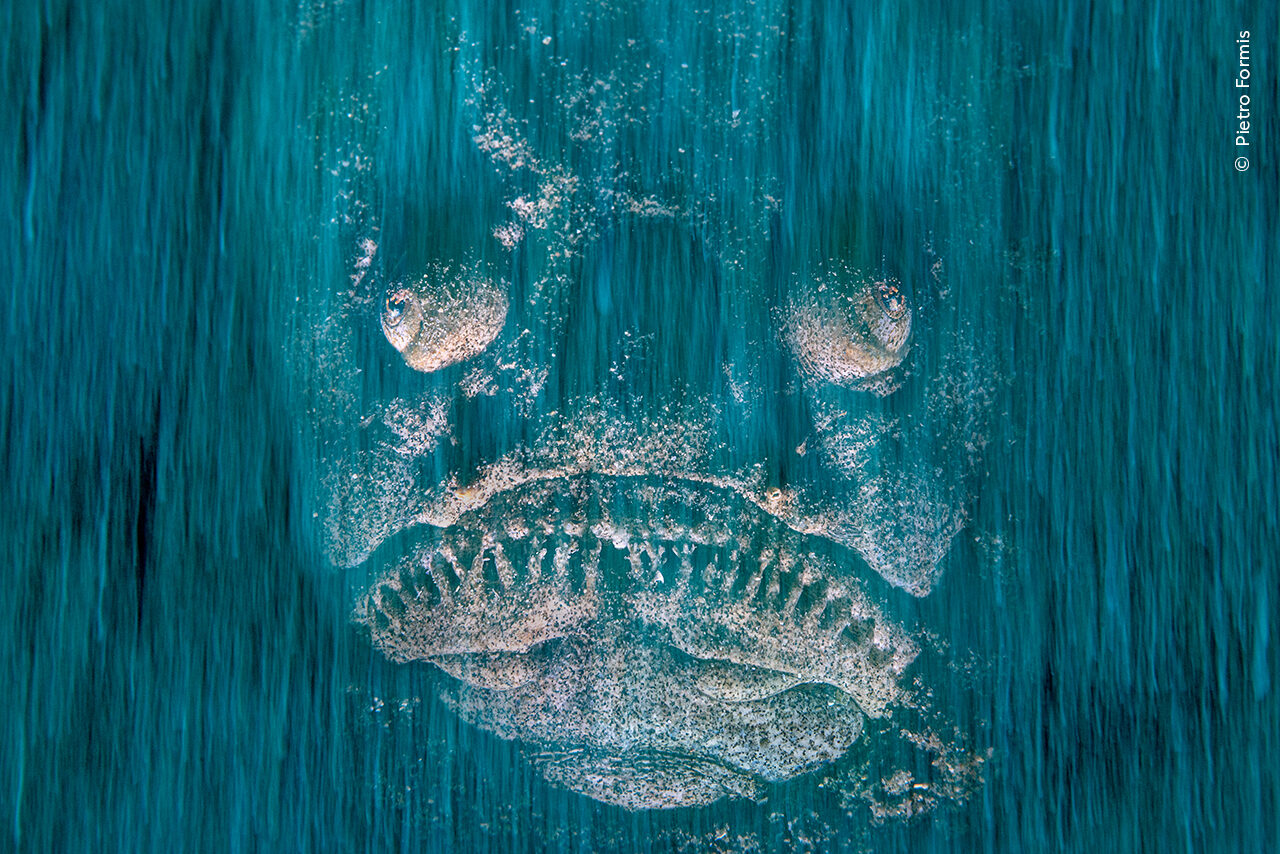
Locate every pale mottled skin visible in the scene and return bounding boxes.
[314,16,990,812]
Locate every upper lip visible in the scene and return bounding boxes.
[332,452,952,598]
[324,397,957,602]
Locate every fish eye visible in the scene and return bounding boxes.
[384,290,412,324]
[380,268,509,373]
[781,265,912,389]
[874,280,906,319]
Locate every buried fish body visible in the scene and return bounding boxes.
[304,14,994,813]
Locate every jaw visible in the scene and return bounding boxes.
[442,627,867,810]
[354,472,919,807]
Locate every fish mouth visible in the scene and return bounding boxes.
[352,471,919,808]
[327,399,961,599]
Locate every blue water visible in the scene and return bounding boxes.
[3,0,1276,851]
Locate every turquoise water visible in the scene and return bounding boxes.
[3,0,1276,851]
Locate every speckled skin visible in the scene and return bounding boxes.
[310,15,992,811]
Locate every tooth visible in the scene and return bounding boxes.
[436,545,465,596]
[420,552,453,605]
[804,582,840,630]
[765,570,781,605]
[774,550,798,608]
[647,542,666,580]
[415,565,444,607]
[675,543,695,592]
[468,550,487,596]
[826,605,859,641]
[744,549,771,600]
[793,575,828,623]
[411,555,432,589]
[702,554,720,593]
[579,540,602,594]
[625,543,647,582]
[781,581,804,619]
[526,539,548,584]
[719,550,741,595]
[552,538,578,583]
[783,563,822,620]
[627,541,666,586]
